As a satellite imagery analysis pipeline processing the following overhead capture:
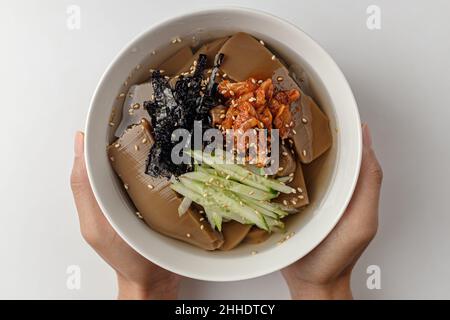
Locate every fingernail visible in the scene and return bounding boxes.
[74,131,84,157]
[362,123,372,148]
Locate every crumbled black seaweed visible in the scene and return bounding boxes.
[143,53,225,178]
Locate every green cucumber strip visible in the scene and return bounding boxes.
[170,182,215,208]
[240,198,279,219]
[179,177,268,231]
[277,176,292,183]
[246,165,267,176]
[204,208,223,232]
[270,201,301,214]
[189,150,295,194]
[178,197,192,216]
[182,171,277,201]
[240,195,289,217]
[264,216,285,231]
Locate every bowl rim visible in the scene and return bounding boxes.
[85,6,362,281]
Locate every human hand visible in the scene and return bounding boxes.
[282,124,383,299]
[70,131,181,300]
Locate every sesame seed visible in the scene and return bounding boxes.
[124,183,129,190]
[136,64,141,70]
[249,191,255,195]
[302,150,307,157]
[291,199,297,205]
[132,103,140,109]
[114,143,120,148]
[292,129,297,135]
[278,167,284,172]
[225,175,230,180]
[186,233,191,238]
[109,156,114,162]
[200,225,204,230]
[147,184,154,189]
[289,173,294,177]
[222,73,227,78]
[199,217,205,222]
[118,93,125,98]
[134,145,139,151]
[251,251,257,255]
[142,138,147,144]
[285,124,289,128]
[257,79,263,84]
[219,114,226,119]
[249,97,256,102]
[277,76,284,82]
[159,69,165,74]
[271,55,276,60]
[151,50,156,55]
[297,187,303,193]
[230,91,235,96]
[302,117,308,124]
[259,40,265,46]
[251,78,257,84]
[298,195,305,200]
[109,122,115,127]
[136,211,143,219]
[282,151,288,156]
[283,200,288,206]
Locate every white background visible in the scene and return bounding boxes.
[1,0,449,299]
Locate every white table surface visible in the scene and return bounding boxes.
[1,0,449,299]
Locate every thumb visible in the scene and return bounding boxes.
[70,131,104,229]
[342,123,383,242]
[71,131,89,191]
[352,124,383,209]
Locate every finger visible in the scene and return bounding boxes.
[70,131,107,240]
[339,123,382,246]
[347,123,383,214]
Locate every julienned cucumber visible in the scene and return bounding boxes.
[179,177,268,231]
[204,208,223,232]
[182,171,278,201]
[189,150,295,194]
[241,198,279,219]
[240,195,289,218]
[179,177,246,224]
[264,216,285,230]
[171,182,215,209]
[178,197,192,216]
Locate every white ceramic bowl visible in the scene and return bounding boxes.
[85,7,361,281]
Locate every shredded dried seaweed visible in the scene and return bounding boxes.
[143,53,224,178]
